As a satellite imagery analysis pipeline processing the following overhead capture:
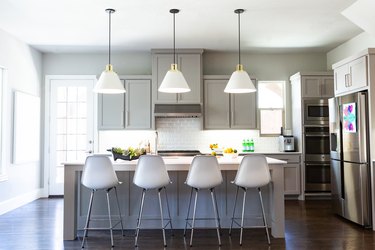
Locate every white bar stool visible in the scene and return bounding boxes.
[80,155,124,248]
[133,155,173,247]
[229,155,271,245]
[184,155,223,246]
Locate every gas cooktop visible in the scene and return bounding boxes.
[157,150,202,156]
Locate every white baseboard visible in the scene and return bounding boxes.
[0,188,45,215]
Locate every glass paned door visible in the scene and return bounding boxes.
[48,77,95,195]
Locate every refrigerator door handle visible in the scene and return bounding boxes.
[357,92,368,163]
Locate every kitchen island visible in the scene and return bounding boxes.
[63,156,286,240]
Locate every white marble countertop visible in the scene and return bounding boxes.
[64,155,286,171]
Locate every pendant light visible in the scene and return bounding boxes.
[224,9,256,93]
[93,8,126,94]
[158,9,190,93]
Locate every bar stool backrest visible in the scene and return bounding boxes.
[133,155,170,189]
[234,155,271,188]
[186,155,223,189]
[81,155,119,190]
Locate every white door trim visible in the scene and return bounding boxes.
[44,75,98,196]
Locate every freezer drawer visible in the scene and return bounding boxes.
[331,159,344,217]
[342,162,371,227]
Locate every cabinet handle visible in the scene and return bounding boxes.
[126,111,130,127]
[345,74,352,87]
[121,112,125,127]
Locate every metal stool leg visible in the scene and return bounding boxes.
[164,187,174,235]
[240,187,247,246]
[258,187,271,245]
[213,188,222,231]
[210,188,221,246]
[106,190,114,247]
[135,189,146,247]
[229,186,239,235]
[184,187,193,236]
[81,189,95,248]
[189,188,199,247]
[114,187,124,236]
[158,188,167,247]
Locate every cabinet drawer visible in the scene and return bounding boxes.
[265,154,300,163]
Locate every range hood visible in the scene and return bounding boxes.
[154,104,202,118]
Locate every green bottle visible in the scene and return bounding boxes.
[249,139,254,152]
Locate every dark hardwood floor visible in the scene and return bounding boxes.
[0,198,374,249]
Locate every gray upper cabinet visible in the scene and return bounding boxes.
[152,49,203,104]
[98,76,152,130]
[125,79,152,129]
[334,55,368,96]
[204,76,257,129]
[301,76,334,98]
[98,80,126,129]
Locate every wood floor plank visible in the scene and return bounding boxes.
[0,198,374,249]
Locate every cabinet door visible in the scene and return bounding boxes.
[204,79,230,129]
[320,76,334,97]
[302,77,321,97]
[152,53,202,104]
[98,80,125,129]
[284,164,301,195]
[178,54,201,103]
[349,56,367,90]
[153,54,178,103]
[125,79,152,129]
[266,154,301,195]
[231,91,257,129]
[334,64,349,95]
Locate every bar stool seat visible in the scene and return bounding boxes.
[229,155,271,245]
[184,155,223,246]
[133,155,173,247]
[80,155,124,248]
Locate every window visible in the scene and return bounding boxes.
[0,67,5,181]
[258,81,284,136]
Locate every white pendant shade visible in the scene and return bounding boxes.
[159,64,191,93]
[93,64,125,94]
[224,64,256,93]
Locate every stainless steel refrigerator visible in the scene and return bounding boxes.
[329,91,372,227]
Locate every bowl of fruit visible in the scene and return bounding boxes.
[223,147,239,158]
[210,143,223,154]
[108,147,146,161]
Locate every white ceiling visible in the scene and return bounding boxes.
[0,0,364,53]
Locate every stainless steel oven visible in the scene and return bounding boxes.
[304,125,331,192]
[304,99,329,125]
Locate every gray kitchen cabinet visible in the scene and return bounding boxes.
[302,76,334,98]
[204,76,257,129]
[98,76,152,130]
[334,55,368,96]
[152,49,203,104]
[265,153,301,195]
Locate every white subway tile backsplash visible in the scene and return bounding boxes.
[98,118,280,154]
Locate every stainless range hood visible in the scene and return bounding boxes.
[154,104,202,118]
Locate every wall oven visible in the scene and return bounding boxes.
[304,99,329,125]
[304,125,331,192]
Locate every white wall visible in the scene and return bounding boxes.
[0,29,43,214]
[327,32,375,67]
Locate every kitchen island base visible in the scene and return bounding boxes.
[64,157,285,240]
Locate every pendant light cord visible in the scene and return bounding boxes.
[237,11,241,66]
[108,10,112,65]
[173,11,176,65]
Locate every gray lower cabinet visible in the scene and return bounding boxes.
[77,171,271,229]
[98,76,152,130]
[265,153,301,195]
[204,76,257,129]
